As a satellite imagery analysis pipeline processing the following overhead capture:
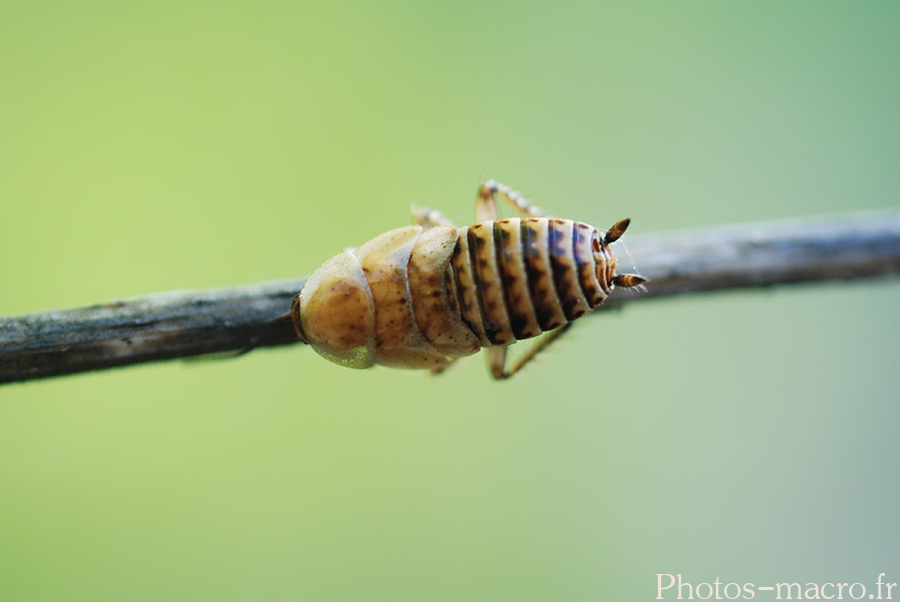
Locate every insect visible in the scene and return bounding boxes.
[291,180,645,379]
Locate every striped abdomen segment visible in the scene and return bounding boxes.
[450,218,612,347]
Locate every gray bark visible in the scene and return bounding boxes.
[2,209,898,385]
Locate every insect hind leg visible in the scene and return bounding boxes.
[476,180,549,222]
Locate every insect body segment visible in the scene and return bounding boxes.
[292,181,645,378]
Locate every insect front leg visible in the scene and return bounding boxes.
[476,179,549,222]
[487,323,572,379]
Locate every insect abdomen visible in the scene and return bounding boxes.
[295,217,624,368]
[448,218,611,347]
[292,179,644,377]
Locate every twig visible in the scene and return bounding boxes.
[2,209,899,385]
[625,208,900,297]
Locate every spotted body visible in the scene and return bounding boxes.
[291,181,645,378]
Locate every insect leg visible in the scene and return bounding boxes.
[412,205,456,230]
[487,323,573,379]
[477,180,549,222]
[430,356,458,374]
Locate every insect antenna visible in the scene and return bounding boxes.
[612,274,647,288]
[604,218,631,244]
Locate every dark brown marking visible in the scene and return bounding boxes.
[451,240,481,338]
[443,261,459,312]
[548,220,571,316]
[521,219,565,331]
[549,219,567,256]
[467,227,504,344]
[492,222,518,341]
[523,221,541,257]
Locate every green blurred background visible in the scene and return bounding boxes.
[2,2,899,600]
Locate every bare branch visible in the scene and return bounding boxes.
[627,209,900,298]
[2,209,899,385]
[0,281,304,385]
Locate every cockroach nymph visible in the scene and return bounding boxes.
[291,180,646,379]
